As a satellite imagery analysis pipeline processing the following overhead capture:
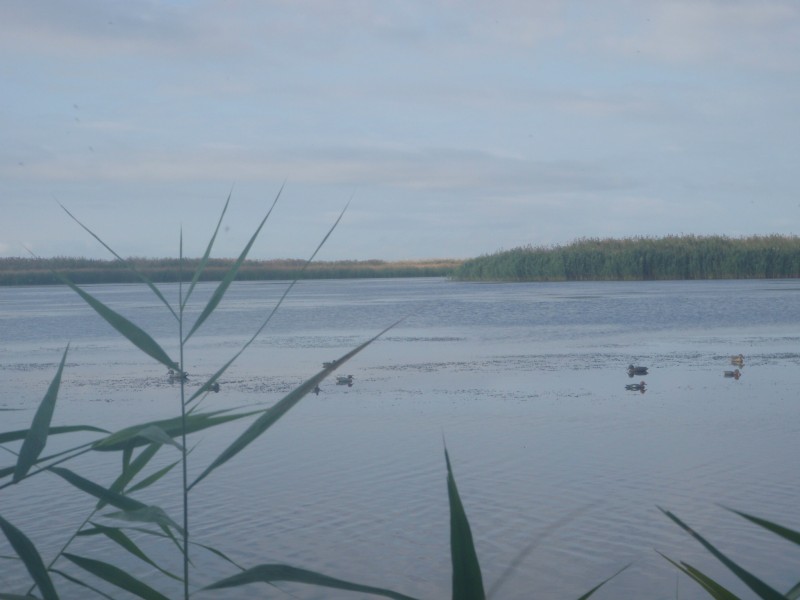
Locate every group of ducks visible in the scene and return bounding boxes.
[625,364,649,393]
[313,362,355,394]
[724,354,745,379]
[625,353,745,393]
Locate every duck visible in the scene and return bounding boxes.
[167,368,188,381]
[210,382,220,393]
[625,381,647,392]
[627,364,649,377]
[724,369,741,379]
[730,354,745,365]
[336,374,354,386]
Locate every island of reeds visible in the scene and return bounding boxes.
[453,234,800,282]
[0,257,463,286]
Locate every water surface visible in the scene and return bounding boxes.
[1,278,799,599]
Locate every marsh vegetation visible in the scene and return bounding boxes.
[453,235,800,282]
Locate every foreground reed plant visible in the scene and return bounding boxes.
[1,191,626,599]
[659,507,800,599]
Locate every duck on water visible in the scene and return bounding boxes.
[627,364,648,377]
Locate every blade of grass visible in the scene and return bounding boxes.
[59,203,177,321]
[189,320,401,490]
[186,198,350,403]
[657,551,739,600]
[102,506,184,536]
[62,553,171,600]
[722,506,800,546]
[92,408,261,452]
[181,187,232,310]
[50,568,116,600]
[184,184,283,343]
[57,275,179,371]
[13,346,68,482]
[660,507,785,600]
[99,443,162,510]
[202,564,419,599]
[575,564,631,600]
[786,580,800,600]
[84,523,182,581]
[0,424,108,446]
[126,459,180,494]
[0,515,59,600]
[50,466,147,512]
[445,447,485,600]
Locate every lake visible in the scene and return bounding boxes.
[1,277,799,599]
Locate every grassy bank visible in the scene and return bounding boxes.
[0,257,463,286]
[453,234,800,282]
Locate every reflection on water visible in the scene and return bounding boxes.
[1,278,799,599]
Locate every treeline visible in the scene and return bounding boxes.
[453,235,800,282]
[0,257,463,286]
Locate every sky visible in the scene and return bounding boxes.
[2,1,799,261]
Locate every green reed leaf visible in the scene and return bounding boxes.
[92,408,260,452]
[192,541,245,572]
[50,466,146,512]
[0,515,59,600]
[660,507,785,600]
[184,184,283,343]
[13,346,68,482]
[63,553,171,600]
[203,564,419,599]
[126,460,180,495]
[575,563,631,600]
[57,276,178,371]
[182,187,232,310]
[657,551,739,600]
[84,523,182,581]
[99,443,161,510]
[189,320,401,490]
[0,424,107,446]
[445,447,485,600]
[102,506,184,536]
[723,506,800,547]
[50,568,116,600]
[60,203,177,321]
[135,425,183,450]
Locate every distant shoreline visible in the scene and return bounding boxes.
[0,257,464,286]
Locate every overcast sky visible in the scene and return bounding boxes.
[2,1,798,261]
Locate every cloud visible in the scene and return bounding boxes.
[597,0,800,70]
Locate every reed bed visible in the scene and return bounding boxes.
[453,235,800,282]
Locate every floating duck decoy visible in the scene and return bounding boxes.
[625,381,647,392]
[167,368,188,381]
[724,369,741,379]
[323,360,337,368]
[336,374,354,386]
[627,364,649,377]
[730,354,745,366]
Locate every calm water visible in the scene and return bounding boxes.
[1,278,799,599]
